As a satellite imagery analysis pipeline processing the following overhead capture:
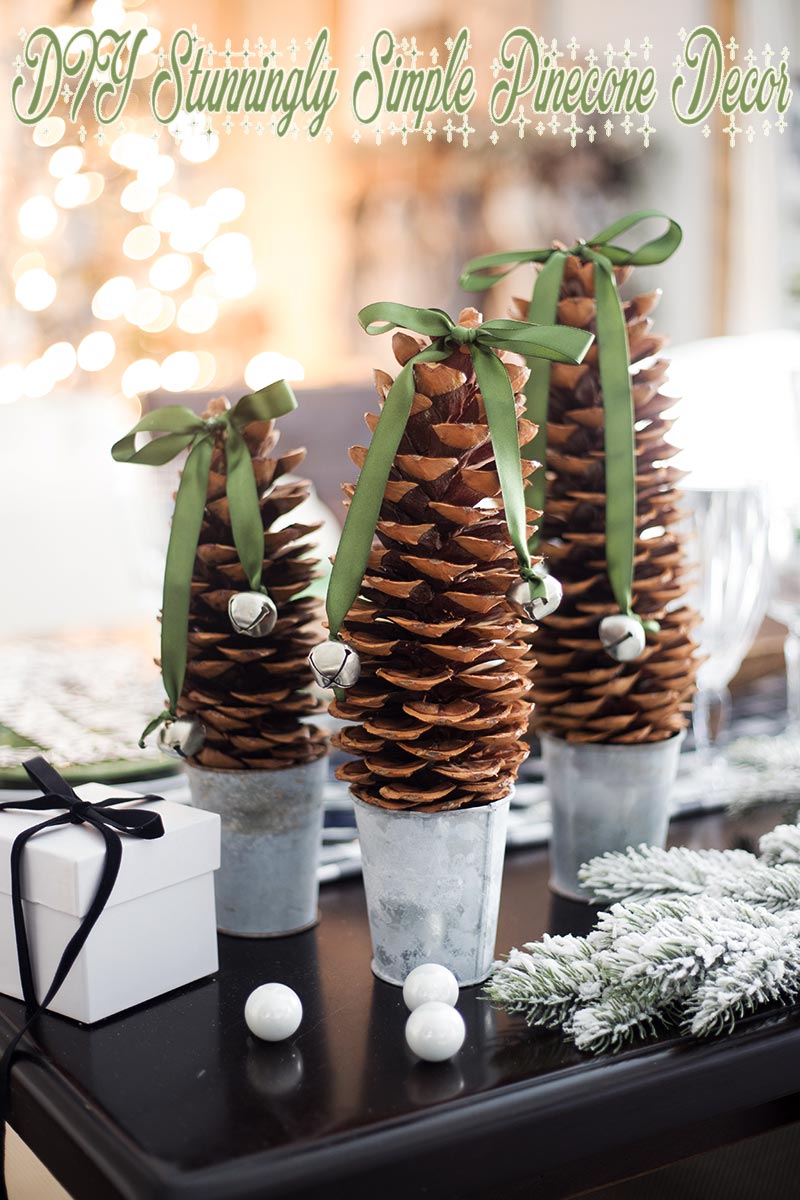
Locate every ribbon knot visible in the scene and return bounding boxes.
[0,757,165,1200]
[450,324,478,346]
[111,380,298,742]
[460,209,682,627]
[322,302,593,639]
[66,800,93,824]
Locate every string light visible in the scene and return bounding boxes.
[121,357,160,398]
[42,341,77,382]
[136,154,175,189]
[33,119,65,147]
[204,233,253,273]
[245,352,305,391]
[123,225,161,259]
[125,287,163,328]
[15,268,57,311]
[120,180,159,213]
[92,276,137,321]
[18,196,58,240]
[161,350,200,391]
[23,358,55,398]
[91,0,126,26]
[48,146,84,178]
[77,331,116,372]
[205,188,246,223]
[149,253,192,291]
[110,133,157,171]
[149,194,191,233]
[213,263,257,299]
[177,296,218,334]
[139,294,176,333]
[194,351,217,389]
[54,174,92,208]
[169,207,219,253]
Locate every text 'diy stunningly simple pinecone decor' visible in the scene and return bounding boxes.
[330,309,542,811]
[511,254,700,744]
[177,397,328,770]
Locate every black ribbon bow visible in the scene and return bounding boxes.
[0,757,164,1200]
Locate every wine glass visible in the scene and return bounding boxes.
[768,376,800,733]
[683,484,772,773]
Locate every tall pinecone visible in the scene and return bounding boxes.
[176,397,328,770]
[511,254,700,744]
[331,308,539,811]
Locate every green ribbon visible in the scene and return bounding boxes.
[460,210,682,626]
[324,303,593,640]
[111,382,297,740]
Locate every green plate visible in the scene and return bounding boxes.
[0,757,181,789]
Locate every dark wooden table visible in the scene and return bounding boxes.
[2,804,800,1200]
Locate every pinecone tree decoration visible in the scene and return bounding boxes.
[509,256,700,744]
[330,308,540,811]
[175,397,328,770]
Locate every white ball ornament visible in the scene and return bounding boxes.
[405,1002,466,1063]
[403,963,459,1011]
[244,983,303,1042]
[599,613,647,663]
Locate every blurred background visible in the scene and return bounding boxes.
[1,0,800,776]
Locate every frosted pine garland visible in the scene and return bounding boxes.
[487,820,800,1052]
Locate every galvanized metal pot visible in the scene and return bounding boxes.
[352,792,510,987]
[185,757,327,937]
[542,732,684,901]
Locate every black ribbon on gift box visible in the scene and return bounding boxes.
[0,756,165,1200]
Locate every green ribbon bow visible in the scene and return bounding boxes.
[111,381,297,741]
[460,209,682,627]
[324,302,593,641]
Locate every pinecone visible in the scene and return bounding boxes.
[510,254,700,744]
[331,308,539,811]
[176,397,328,770]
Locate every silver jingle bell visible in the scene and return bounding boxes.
[228,591,278,638]
[157,716,206,760]
[308,640,361,689]
[506,573,563,622]
[598,613,647,663]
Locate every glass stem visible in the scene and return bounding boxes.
[693,685,732,771]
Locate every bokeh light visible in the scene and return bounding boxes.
[121,357,161,398]
[149,253,192,292]
[161,350,201,391]
[15,268,57,311]
[123,225,161,260]
[245,352,305,391]
[92,276,138,321]
[177,296,218,334]
[18,196,58,239]
[77,331,116,372]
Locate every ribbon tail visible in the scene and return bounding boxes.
[325,347,444,638]
[160,437,214,714]
[522,251,568,550]
[593,258,637,619]
[471,347,532,579]
[225,424,265,594]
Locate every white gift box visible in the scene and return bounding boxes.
[0,783,220,1024]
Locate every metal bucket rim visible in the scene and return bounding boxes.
[350,789,512,819]
[540,729,686,756]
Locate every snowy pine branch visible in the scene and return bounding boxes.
[489,817,800,1054]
